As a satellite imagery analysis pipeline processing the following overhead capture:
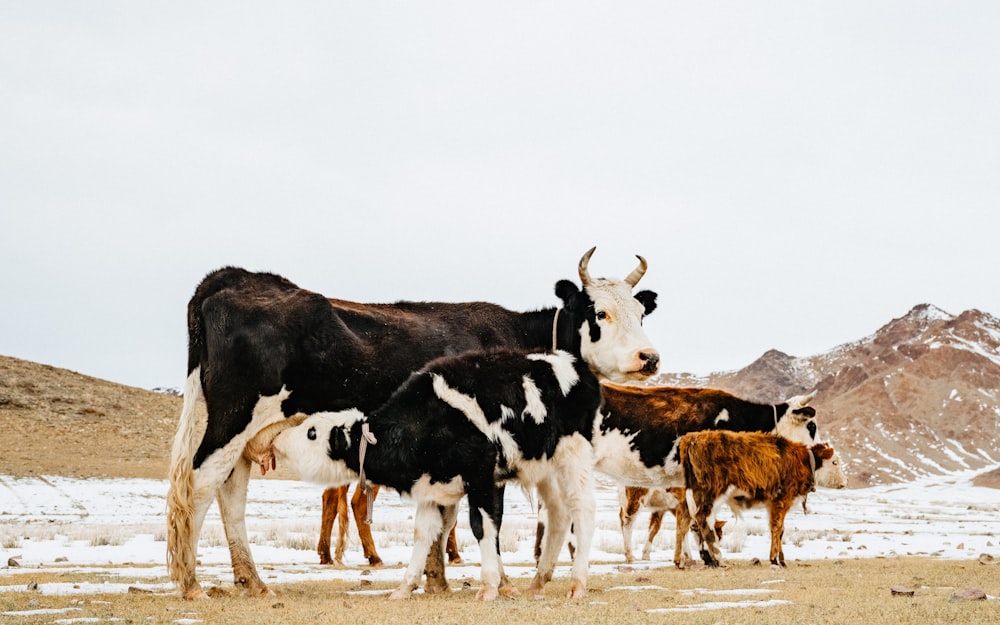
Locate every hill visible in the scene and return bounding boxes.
[653,304,1000,487]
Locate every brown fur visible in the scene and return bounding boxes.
[680,430,835,567]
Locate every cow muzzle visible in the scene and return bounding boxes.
[638,350,660,375]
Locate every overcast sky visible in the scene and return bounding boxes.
[2,3,998,390]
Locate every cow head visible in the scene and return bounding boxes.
[555,247,660,383]
[810,443,849,489]
[268,410,364,486]
[773,391,819,443]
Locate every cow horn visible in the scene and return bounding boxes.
[624,255,648,287]
[578,246,597,287]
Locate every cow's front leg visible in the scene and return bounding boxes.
[391,501,442,600]
[644,509,664,561]
[422,504,455,594]
[217,456,271,596]
[317,486,348,565]
[768,500,790,567]
[528,475,568,599]
[690,491,721,568]
[553,435,595,599]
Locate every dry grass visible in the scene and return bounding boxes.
[2,558,997,625]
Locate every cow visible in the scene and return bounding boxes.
[680,430,848,567]
[618,485,725,567]
[166,247,660,600]
[253,349,602,601]
[536,384,822,560]
[604,385,822,565]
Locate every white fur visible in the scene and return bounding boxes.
[271,411,362,486]
[577,280,657,383]
[431,373,522,465]
[521,375,547,424]
[592,422,684,488]
[527,350,580,395]
[713,408,730,426]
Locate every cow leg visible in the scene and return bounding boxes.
[526,475,566,599]
[467,488,504,601]
[390,500,443,600]
[554,435,596,599]
[216,455,271,596]
[768,500,791,567]
[672,504,691,568]
[317,486,348,565]
[644,509,664,562]
[445,525,463,564]
[618,485,645,564]
[172,469,216,599]
[422,504,455,595]
[350,482,384,567]
[687,489,721,567]
[532,500,547,564]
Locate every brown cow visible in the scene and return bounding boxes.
[679,430,847,567]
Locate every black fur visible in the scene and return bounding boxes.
[187,266,657,469]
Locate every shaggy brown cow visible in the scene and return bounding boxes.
[680,430,847,567]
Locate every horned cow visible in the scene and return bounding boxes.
[680,430,848,567]
[166,248,660,599]
[256,349,602,601]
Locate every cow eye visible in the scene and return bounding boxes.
[307,427,317,441]
[595,310,608,321]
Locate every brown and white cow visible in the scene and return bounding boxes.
[680,430,848,567]
[536,384,823,561]
[601,385,824,565]
[618,485,726,567]
[167,248,660,599]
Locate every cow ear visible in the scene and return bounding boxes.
[813,444,834,461]
[634,289,658,315]
[555,279,580,306]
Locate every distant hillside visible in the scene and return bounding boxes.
[653,304,1000,487]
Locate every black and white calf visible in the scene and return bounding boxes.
[258,349,602,601]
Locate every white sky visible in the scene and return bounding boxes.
[2,3,999,389]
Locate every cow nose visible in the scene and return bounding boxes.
[639,350,660,373]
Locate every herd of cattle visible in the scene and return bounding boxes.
[165,248,847,602]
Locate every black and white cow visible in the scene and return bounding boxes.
[166,248,660,599]
[257,349,601,601]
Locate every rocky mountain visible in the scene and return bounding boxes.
[653,304,1000,487]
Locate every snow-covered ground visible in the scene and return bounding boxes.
[1,470,998,597]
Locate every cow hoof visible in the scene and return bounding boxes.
[448,555,464,565]
[388,588,413,601]
[525,584,546,600]
[368,556,384,567]
[498,582,520,598]
[475,586,499,601]
[566,580,587,599]
[182,587,209,601]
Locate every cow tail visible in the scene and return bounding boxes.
[166,367,202,593]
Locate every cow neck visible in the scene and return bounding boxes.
[358,422,378,524]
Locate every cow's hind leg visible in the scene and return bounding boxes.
[390,501,443,600]
[422,504,455,594]
[217,455,271,596]
[467,488,504,602]
[619,485,645,564]
[528,475,569,599]
[351,482,384,567]
[317,486,348,565]
[554,435,595,599]
[645,509,664,562]
[686,489,721,567]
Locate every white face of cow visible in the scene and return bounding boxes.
[813,446,849,489]
[579,278,660,383]
[559,247,661,384]
[270,410,363,486]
